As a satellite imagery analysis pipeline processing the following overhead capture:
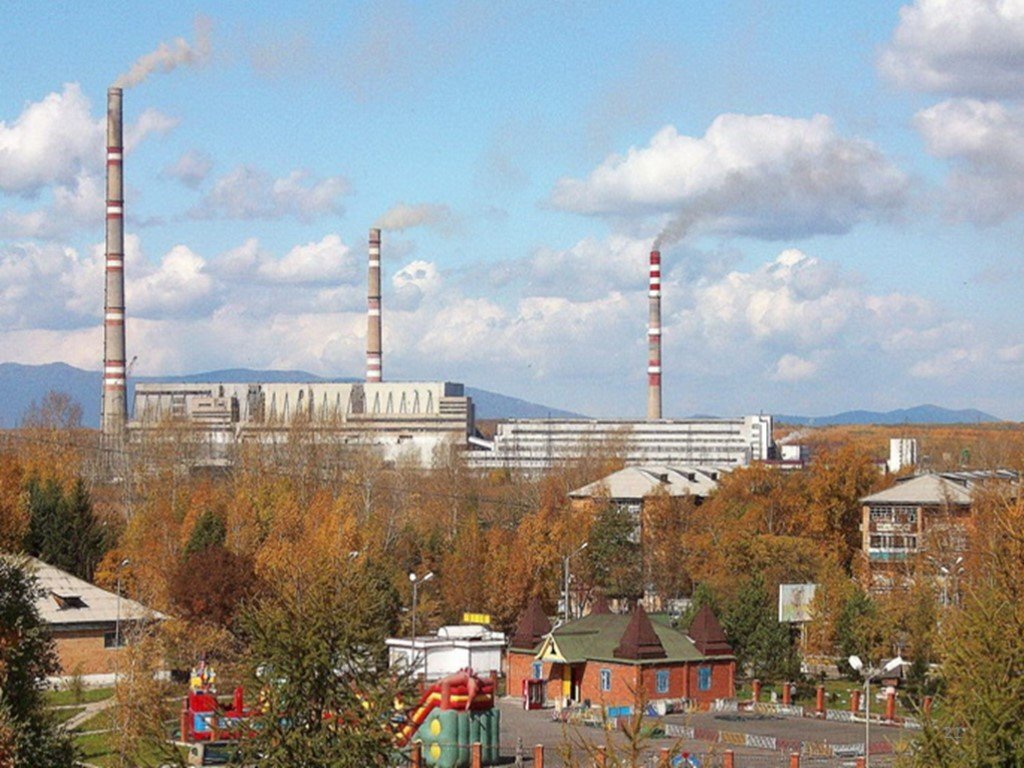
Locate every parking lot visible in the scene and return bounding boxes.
[496,700,909,767]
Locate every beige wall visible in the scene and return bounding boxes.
[53,629,120,676]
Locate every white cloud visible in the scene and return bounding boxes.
[124,109,180,152]
[550,115,908,242]
[257,234,356,284]
[771,354,819,382]
[375,202,458,236]
[129,245,213,317]
[195,166,351,221]
[392,260,442,311]
[164,149,213,188]
[915,98,1024,222]
[0,84,102,195]
[880,0,1024,98]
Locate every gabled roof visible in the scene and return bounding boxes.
[861,473,974,506]
[568,465,728,502]
[509,596,552,651]
[613,605,666,660]
[19,557,166,627]
[686,605,732,656]
[534,609,723,666]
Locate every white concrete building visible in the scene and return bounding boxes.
[386,625,506,681]
[467,416,773,471]
[887,438,918,473]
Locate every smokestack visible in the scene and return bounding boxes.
[101,87,128,437]
[366,228,382,383]
[647,249,662,420]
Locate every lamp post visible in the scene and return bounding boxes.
[563,542,588,623]
[409,571,434,680]
[115,558,130,649]
[849,654,903,767]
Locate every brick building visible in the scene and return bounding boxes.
[507,598,734,710]
[859,470,1016,593]
[26,557,166,682]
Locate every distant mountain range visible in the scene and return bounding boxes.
[773,404,1001,426]
[0,362,582,428]
[0,362,1004,428]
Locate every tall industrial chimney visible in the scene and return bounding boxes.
[646,248,662,420]
[101,87,128,437]
[366,228,382,382]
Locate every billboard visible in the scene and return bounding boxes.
[778,583,817,623]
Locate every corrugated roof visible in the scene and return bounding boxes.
[568,465,728,501]
[18,557,167,627]
[861,473,974,505]
[541,611,712,665]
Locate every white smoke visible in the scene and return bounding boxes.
[114,16,213,89]
[374,202,456,234]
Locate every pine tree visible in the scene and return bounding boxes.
[236,562,408,767]
[722,574,799,680]
[23,477,107,581]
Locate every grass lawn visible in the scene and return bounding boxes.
[44,686,115,707]
[50,705,86,724]
[71,706,187,767]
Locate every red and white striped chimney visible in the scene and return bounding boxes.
[647,249,662,420]
[366,228,382,382]
[101,87,128,437]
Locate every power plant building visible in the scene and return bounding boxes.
[130,380,474,465]
[467,416,774,471]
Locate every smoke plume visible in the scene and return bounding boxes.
[653,171,750,250]
[114,16,213,89]
[374,202,456,235]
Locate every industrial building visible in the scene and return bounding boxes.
[100,92,772,471]
[130,380,474,465]
[467,415,774,471]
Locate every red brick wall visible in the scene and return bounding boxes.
[508,651,735,707]
[507,651,562,702]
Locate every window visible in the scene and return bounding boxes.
[103,632,127,649]
[600,669,612,692]
[655,669,669,694]
[698,666,712,692]
[531,662,543,680]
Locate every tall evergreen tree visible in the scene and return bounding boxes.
[23,477,106,581]
[722,574,799,680]
[587,503,643,601]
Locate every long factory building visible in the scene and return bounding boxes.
[466,415,774,471]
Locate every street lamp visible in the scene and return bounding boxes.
[409,571,434,680]
[849,654,903,767]
[115,558,130,649]
[563,542,588,623]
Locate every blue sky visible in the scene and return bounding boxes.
[2,0,1024,419]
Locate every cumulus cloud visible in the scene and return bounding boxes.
[0,84,102,195]
[375,202,458,236]
[771,354,819,382]
[258,235,356,284]
[880,0,1024,98]
[194,166,351,221]
[164,149,213,188]
[209,234,358,287]
[550,115,908,243]
[915,98,1024,222]
[392,260,442,311]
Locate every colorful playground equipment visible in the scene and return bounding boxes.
[181,662,255,743]
[396,669,501,768]
[179,661,501,767]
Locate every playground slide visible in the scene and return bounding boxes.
[396,671,494,747]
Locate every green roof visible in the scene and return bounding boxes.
[541,612,719,666]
